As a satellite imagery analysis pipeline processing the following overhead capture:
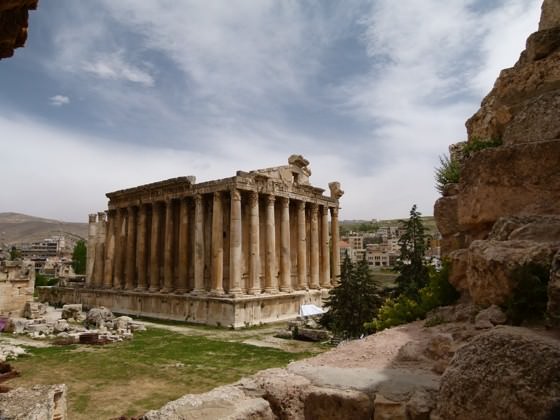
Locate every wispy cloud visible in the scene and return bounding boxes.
[81,51,154,87]
[49,95,70,106]
[0,0,544,221]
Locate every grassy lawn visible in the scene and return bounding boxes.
[8,327,315,419]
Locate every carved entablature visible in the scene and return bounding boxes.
[105,156,339,209]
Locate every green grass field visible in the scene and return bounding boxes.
[8,327,316,419]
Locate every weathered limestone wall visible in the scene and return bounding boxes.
[0,260,35,317]
[434,0,560,314]
[0,0,38,59]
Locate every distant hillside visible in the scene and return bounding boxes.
[0,212,88,245]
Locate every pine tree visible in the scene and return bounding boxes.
[320,253,382,339]
[394,204,429,298]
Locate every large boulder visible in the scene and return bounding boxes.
[466,239,558,305]
[435,326,560,420]
[84,307,114,329]
[457,141,560,236]
[540,0,560,31]
[61,304,83,321]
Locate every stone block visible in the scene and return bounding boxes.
[435,327,560,420]
[466,239,559,305]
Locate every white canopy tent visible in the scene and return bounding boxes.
[299,304,326,317]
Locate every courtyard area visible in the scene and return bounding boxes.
[3,321,325,419]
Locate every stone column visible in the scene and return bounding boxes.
[113,207,125,290]
[93,212,106,288]
[86,213,97,286]
[211,192,224,294]
[297,201,307,290]
[176,198,189,293]
[162,199,174,293]
[331,206,341,284]
[248,191,260,294]
[124,206,137,290]
[320,206,331,288]
[264,194,277,293]
[149,202,161,292]
[136,204,148,291]
[309,203,320,289]
[229,189,242,295]
[103,210,115,288]
[193,194,205,293]
[279,197,292,292]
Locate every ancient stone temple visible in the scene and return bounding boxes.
[42,156,343,327]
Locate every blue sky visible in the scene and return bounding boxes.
[0,0,540,222]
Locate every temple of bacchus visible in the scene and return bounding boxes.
[41,155,343,327]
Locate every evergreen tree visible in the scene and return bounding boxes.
[320,253,382,339]
[394,204,429,298]
[72,240,87,275]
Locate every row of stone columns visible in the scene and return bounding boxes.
[90,190,340,294]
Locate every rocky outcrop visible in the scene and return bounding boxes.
[0,0,38,59]
[434,1,560,313]
[434,327,560,420]
[467,239,558,305]
[143,363,440,420]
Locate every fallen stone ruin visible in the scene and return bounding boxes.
[2,302,146,345]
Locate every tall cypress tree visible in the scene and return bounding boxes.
[72,240,87,275]
[394,204,429,298]
[321,253,382,339]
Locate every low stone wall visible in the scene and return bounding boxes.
[38,287,327,328]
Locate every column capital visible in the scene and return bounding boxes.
[213,191,222,199]
[280,196,289,208]
[230,188,241,202]
[97,211,107,222]
[297,200,306,210]
[321,205,329,216]
[248,191,259,207]
[330,206,339,217]
[194,193,203,205]
[266,194,276,205]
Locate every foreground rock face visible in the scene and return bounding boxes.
[435,326,560,420]
[0,0,38,59]
[0,384,67,420]
[434,0,560,312]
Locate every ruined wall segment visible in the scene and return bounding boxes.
[434,0,560,316]
[0,260,35,317]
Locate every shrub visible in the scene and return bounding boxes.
[503,263,550,325]
[462,137,502,157]
[434,154,461,194]
[367,260,459,332]
[35,273,59,287]
[434,138,501,195]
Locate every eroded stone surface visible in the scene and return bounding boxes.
[466,239,559,305]
[0,384,67,420]
[435,327,560,420]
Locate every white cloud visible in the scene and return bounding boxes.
[81,52,154,87]
[2,0,545,222]
[49,95,70,106]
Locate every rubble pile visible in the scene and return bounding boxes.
[1,303,146,345]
